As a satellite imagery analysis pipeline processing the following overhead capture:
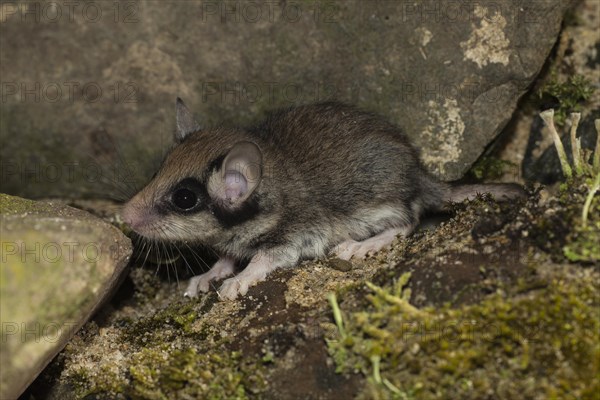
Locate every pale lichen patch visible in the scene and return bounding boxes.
[460,5,511,68]
[420,99,465,175]
[414,27,433,47]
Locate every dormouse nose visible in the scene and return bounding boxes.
[121,203,142,231]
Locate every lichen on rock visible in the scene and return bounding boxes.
[460,5,511,69]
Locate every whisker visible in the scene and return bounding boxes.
[141,239,152,269]
[132,237,146,265]
[173,245,195,278]
[181,241,211,271]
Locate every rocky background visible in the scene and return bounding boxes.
[1,0,573,199]
[1,0,599,399]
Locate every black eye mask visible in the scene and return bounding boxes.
[168,178,209,214]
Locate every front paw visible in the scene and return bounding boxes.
[218,277,250,301]
[183,257,236,298]
[183,273,211,298]
[216,252,279,300]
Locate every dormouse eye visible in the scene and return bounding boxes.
[169,178,206,213]
[172,188,198,210]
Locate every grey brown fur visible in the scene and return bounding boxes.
[122,100,523,300]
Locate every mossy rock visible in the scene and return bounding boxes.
[0,194,132,399]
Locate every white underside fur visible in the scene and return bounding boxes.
[184,227,410,300]
[184,204,417,300]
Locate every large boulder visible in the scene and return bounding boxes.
[0,194,132,399]
[0,0,572,199]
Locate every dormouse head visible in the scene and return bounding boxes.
[122,98,263,244]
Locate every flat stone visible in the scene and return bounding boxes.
[0,194,132,399]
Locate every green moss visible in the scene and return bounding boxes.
[69,335,269,399]
[71,364,128,398]
[73,344,265,399]
[68,296,268,399]
[0,193,53,215]
[562,7,583,27]
[1,227,103,336]
[564,227,600,262]
[68,368,93,395]
[469,157,516,181]
[538,73,595,126]
[122,301,201,346]
[327,273,599,399]
[527,172,599,264]
[560,174,599,263]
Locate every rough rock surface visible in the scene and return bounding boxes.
[488,0,599,185]
[0,194,132,399]
[0,0,572,199]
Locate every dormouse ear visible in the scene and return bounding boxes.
[175,97,201,142]
[209,141,263,207]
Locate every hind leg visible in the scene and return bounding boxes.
[333,226,411,261]
[333,201,424,260]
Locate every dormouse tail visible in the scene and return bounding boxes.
[418,172,525,213]
[444,183,526,203]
